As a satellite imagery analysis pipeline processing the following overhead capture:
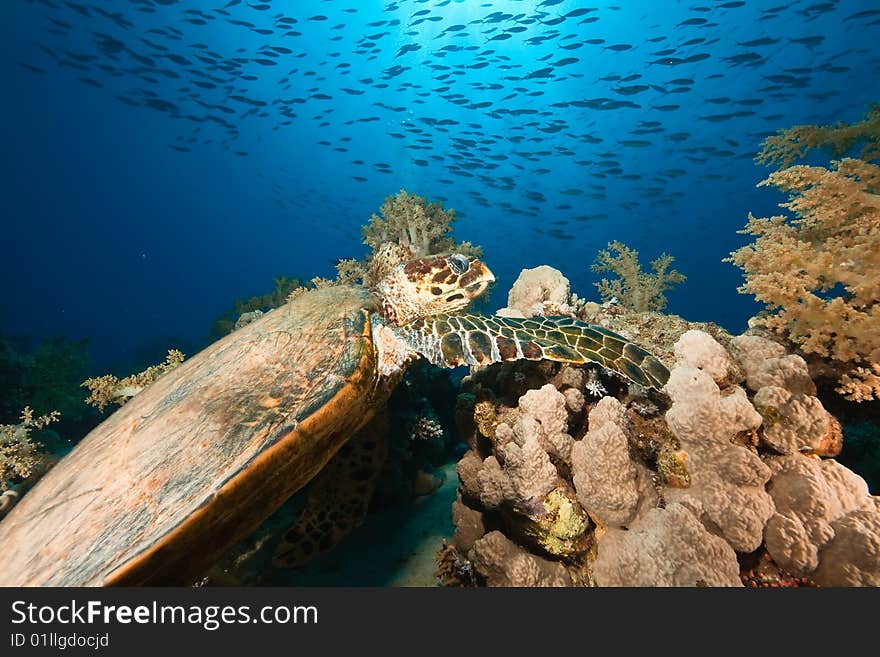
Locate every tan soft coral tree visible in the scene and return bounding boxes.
[756,104,880,169]
[82,349,185,411]
[339,190,482,287]
[728,158,880,401]
[363,189,481,259]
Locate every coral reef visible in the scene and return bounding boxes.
[729,336,815,395]
[836,365,880,404]
[456,381,590,560]
[0,336,99,497]
[730,149,880,402]
[756,103,879,169]
[673,329,740,386]
[442,267,880,587]
[752,385,842,456]
[591,240,686,312]
[23,337,90,423]
[739,551,816,588]
[435,539,477,587]
[82,349,185,411]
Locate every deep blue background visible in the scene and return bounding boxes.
[3,0,879,371]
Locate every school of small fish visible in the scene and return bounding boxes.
[17,0,880,241]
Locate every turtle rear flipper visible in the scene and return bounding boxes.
[272,412,388,568]
[398,313,669,390]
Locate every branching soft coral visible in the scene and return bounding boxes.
[339,190,482,287]
[0,407,59,490]
[757,104,880,169]
[591,240,686,312]
[82,349,185,411]
[728,158,880,401]
[363,189,482,259]
[834,364,880,403]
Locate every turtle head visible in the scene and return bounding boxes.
[374,254,494,326]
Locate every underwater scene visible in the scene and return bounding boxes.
[2,0,879,587]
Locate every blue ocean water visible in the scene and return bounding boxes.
[3,0,879,373]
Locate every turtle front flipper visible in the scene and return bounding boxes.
[396,314,669,390]
[272,412,388,568]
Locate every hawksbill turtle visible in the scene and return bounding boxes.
[0,254,668,585]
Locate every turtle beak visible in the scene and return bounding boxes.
[465,259,494,298]
[476,262,495,285]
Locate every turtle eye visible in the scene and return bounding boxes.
[447,254,469,275]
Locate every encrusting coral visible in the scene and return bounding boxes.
[663,354,775,553]
[441,266,880,587]
[271,168,876,584]
[469,530,573,587]
[82,349,185,411]
[752,385,842,456]
[591,240,686,312]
